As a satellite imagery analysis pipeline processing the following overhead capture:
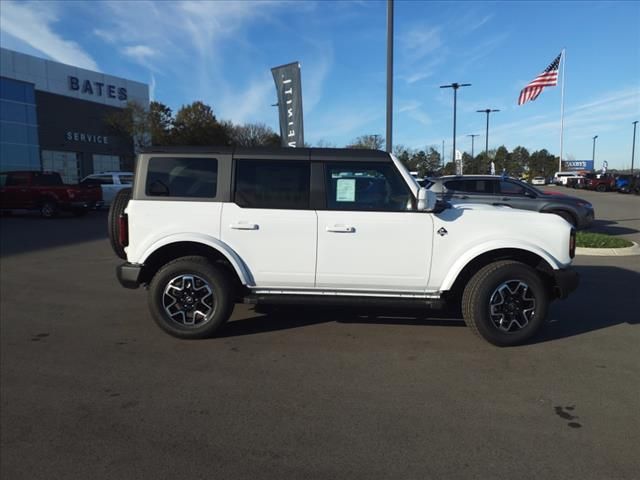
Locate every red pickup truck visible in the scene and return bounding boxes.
[584,173,616,192]
[0,171,102,217]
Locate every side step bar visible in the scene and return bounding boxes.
[243,294,445,310]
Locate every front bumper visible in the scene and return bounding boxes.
[117,262,143,289]
[553,268,579,299]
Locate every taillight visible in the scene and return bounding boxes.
[569,228,576,259]
[118,214,129,247]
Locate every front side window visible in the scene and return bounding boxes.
[324,162,412,211]
[234,160,310,209]
[499,180,527,195]
[146,157,217,198]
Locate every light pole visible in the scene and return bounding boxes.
[592,135,598,167]
[477,109,500,166]
[467,134,479,159]
[632,121,638,175]
[441,83,471,170]
[385,0,394,153]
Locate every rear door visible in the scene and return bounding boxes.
[220,154,317,288]
[315,159,433,291]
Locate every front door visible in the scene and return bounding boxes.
[221,158,317,288]
[315,161,433,291]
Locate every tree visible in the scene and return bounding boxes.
[528,149,558,177]
[347,134,385,150]
[172,101,230,145]
[424,147,441,174]
[511,146,530,176]
[442,161,457,175]
[105,100,150,151]
[229,122,280,147]
[148,101,174,146]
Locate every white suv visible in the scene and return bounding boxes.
[109,147,578,346]
[81,171,133,205]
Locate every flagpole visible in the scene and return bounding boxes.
[559,48,566,172]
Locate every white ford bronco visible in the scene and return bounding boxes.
[110,147,578,346]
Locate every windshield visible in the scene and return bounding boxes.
[390,153,420,196]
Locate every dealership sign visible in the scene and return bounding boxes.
[561,160,594,171]
[66,131,109,144]
[68,76,127,101]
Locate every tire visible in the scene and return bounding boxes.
[108,188,131,259]
[40,200,58,218]
[596,184,606,192]
[461,260,548,346]
[148,256,234,339]
[553,210,576,227]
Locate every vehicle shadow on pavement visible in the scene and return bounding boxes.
[0,211,108,257]
[587,219,639,236]
[220,307,466,338]
[222,265,638,343]
[533,265,640,344]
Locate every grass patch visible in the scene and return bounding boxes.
[576,232,633,248]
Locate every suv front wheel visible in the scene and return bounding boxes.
[462,260,548,346]
[148,256,234,339]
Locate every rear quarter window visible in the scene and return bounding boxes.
[146,157,218,198]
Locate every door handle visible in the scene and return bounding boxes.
[230,222,259,230]
[326,225,355,233]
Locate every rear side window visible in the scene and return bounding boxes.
[445,179,494,194]
[146,157,217,198]
[234,160,310,209]
[82,175,113,185]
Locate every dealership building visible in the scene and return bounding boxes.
[1,47,149,183]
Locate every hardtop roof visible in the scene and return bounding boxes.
[139,146,390,161]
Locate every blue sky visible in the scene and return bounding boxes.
[1,0,639,169]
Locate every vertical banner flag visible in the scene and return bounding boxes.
[271,62,304,147]
[518,52,562,106]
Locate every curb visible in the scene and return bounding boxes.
[576,241,640,257]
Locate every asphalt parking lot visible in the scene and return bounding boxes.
[1,191,639,480]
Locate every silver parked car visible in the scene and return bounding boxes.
[80,172,133,206]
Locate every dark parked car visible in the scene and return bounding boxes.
[427,175,595,229]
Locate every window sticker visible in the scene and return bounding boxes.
[336,178,356,202]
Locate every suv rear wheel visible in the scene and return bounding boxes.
[462,260,548,346]
[148,256,234,339]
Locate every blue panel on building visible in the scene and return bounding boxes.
[0,77,40,172]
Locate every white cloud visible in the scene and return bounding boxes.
[400,26,443,60]
[123,45,157,61]
[0,0,99,71]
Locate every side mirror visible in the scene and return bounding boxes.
[417,187,437,212]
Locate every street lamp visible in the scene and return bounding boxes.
[632,121,638,175]
[441,83,471,170]
[467,134,479,159]
[476,109,500,165]
[592,135,598,166]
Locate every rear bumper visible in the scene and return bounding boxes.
[117,262,143,289]
[553,268,579,299]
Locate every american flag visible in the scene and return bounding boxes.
[518,53,562,106]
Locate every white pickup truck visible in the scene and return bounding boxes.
[110,147,578,346]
